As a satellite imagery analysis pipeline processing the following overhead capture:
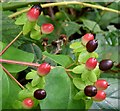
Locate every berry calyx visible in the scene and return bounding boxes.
[41,23,54,34]
[94,79,109,90]
[85,58,97,70]
[34,89,46,100]
[84,85,97,97]
[99,59,113,71]
[86,40,98,52]
[92,90,106,102]
[27,4,42,22]
[37,63,51,76]
[82,33,94,45]
[22,98,34,109]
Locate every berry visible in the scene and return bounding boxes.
[86,40,98,52]
[82,33,94,45]
[85,58,97,70]
[99,59,113,71]
[94,79,109,90]
[34,89,46,100]
[84,85,97,97]
[92,90,106,101]
[22,98,34,109]
[37,63,51,76]
[41,23,54,34]
[27,5,42,22]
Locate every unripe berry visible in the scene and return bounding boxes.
[37,63,51,76]
[41,23,54,34]
[85,58,97,70]
[94,79,109,90]
[22,98,34,109]
[92,90,106,102]
[34,89,46,100]
[84,85,97,97]
[86,40,98,52]
[82,33,94,45]
[27,5,42,22]
[99,59,113,71]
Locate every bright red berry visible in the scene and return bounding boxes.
[37,63,51,76]
[92,90,106,102]
[85,58,97,70]
[94,79,109,90]
[27,5,42,22]
[82,33,94,45]
[41,23,54,34]
[22,98,34,109]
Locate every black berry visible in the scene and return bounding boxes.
[32,4,43,15]
[99,59,113,71]
[34,89,46,100]
[86,40,98,52]
[84,85,97,97]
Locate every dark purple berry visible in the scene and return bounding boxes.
[86,40,98,52]
[34,89,46,100]
[99,59,113,71]
[84,85,97,97]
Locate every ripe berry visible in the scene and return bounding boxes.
[41,23,54,34]
[94,79,109,90]
[82,33,94,45]
[37,63,51,76]
[22,98,34,109]
[86,40,98,52]
[99,59,113,71]
[34,89,46,100]
[92,90,106,101]
[27,5,42,22]
[84,85,97,97]
[85,58,97,70]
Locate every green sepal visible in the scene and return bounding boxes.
[12,100,22,109]
[30,29,41,40]
[88,71,97,82]
[72,64,85,74]
[74,91,85,100]
[70,42,83,49]
[31,74,41,87]
[26,70,37,80]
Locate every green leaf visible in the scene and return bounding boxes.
[81,70,89,81]
[74,91,85,100]
[70,42,83,49]
[30,29,41,40]
[88,71,97,83]
[26,70,37,80]
[42,51,74,67]
[31,75,41,87]
[12,100,22,109]
[72,64,85,74]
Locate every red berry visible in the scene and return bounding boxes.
[85,58,97,70]
[34,89,46,100]
[22,98,34,109]
[27,5,42,22]
[94,79,109,90]
[37,63,51,76]
[82,33,94,45]
[41,23,54,34]
[92,90,106,102]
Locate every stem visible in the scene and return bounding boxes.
[0,64,25,89]
[8,1,120,18]
[0,31,23,56]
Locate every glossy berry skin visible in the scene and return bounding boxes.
[99,59,113,71]
[37,63,51,76]
[41,23,54,34]
[92,90,106,102]
[85,58,97,70]
[84,85,97,97]
[22,98,34,109]
[27,5,42,22]
[86,40,98,52]
[82,33,94,45]
[94,79,109,90]
[34,89,46,100]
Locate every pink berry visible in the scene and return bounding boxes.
[37,63,51,76]
[94,79,109,90]
[82,33,94,45]
[22,98,34,109]
[85,58,97,70]
[41,23,54,34]
[92,90,106,102]
[27,5,42,22]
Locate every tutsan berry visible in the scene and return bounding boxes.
[85,58,97,70]
[99,59,113,71]
[84,85,97,97]
[34,89,46,100]
[22,98,34,109]
[86,40,98,52]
